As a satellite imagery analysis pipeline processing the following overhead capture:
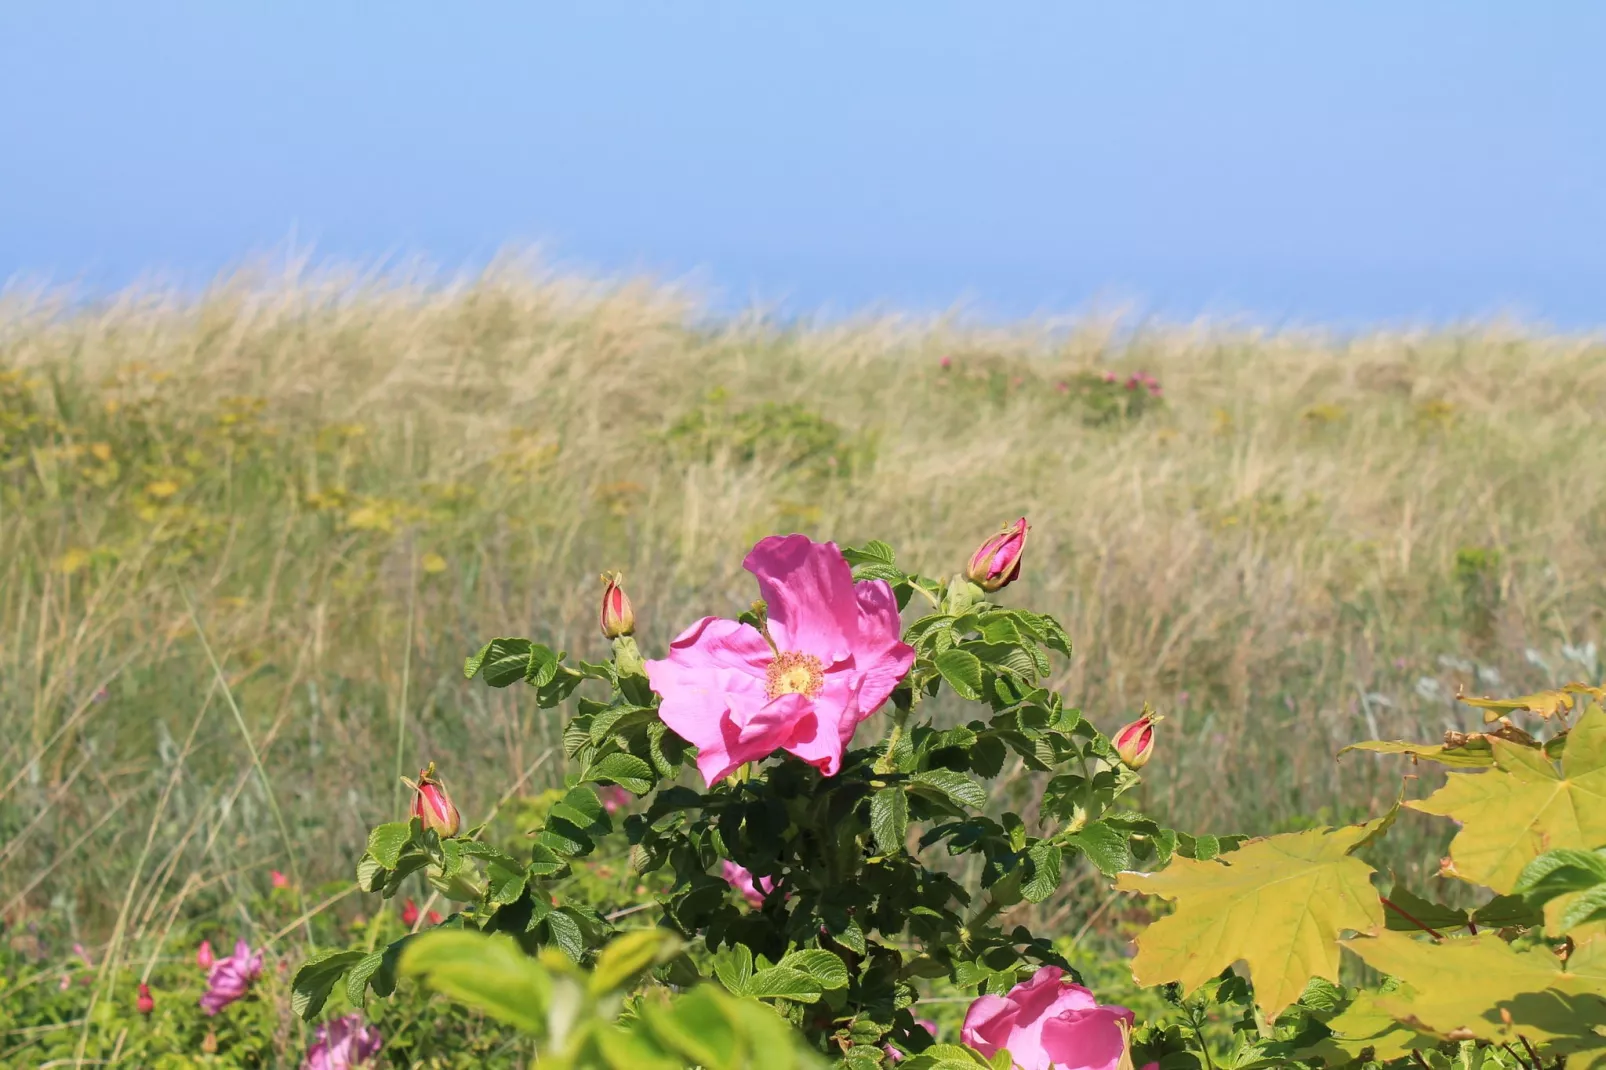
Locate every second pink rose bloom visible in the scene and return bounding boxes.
[646,535,915,786]
[962,966,1144,1070]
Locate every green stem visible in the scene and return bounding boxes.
[391,551,419,818]
[182,586,314,949]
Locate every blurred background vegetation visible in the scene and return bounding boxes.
[3,261,1603,981]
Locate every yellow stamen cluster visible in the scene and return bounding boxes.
[765,650,825,699]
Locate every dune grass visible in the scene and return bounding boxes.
[3,263,1604,954]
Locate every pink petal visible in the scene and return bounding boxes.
[961,993,1019,1055]
[647,617,774,785]
[1040,1006,1134,1070]
[849,579,916,717]
[743,535,858,662]
[782,677,860,775]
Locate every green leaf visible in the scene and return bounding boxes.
[1342,737,1494,768]
[640,986,742,1069]
[713,943,754,995]
[464,637,535,687]
[1471,893,1543,929]
[356,853,386,893]
[485,856,529,906]
[870,786,909,855]
[1065,822,1131,876]
[910,769,987,811]
[590,929,683,996]
[1382,884,1469,934]
[1116,814,1391,1016]
[1514,847,1606,906]
[366,821,413,869]
[1561,884,1606,932]
[778,948,850,990]
[1021,844,1063,903]
[551,785,608,830]
[290,948,366,1019]
[545,908,586,963]
[400,930,552,1035]
[345,939,405,1008]
[586,752,654,794]
[934,648,984,700]
[748,965,824,1002]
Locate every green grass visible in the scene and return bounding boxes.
[3,263,1604,966]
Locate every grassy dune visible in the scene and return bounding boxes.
[3,264,1604,944]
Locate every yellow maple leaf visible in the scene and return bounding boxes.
[1408,706,1606,895]
[1115,813,1389,1016]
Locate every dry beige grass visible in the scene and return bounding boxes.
[4,263,1604,931]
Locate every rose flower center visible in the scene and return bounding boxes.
[765,650,825,699]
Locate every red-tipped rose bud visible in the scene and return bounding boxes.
[1113,711,1156,770]
[600,571,635,639]
[966,518,1029,592]
[406,762,461,838]
[196,940,214,970]
[137,982,154,1017]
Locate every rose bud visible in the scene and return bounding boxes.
[966,518,1029,592]
[196,940,214,970]
[1113,711,1157,770]
[137,982,154,1017]
[405,762,461,838]
[600,571,635,639]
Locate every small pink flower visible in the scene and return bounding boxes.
[967,518,1029,593]
[600,571,636,639]
[599,785,633,815]
[270,870,289,890]
[1102,371,1117,383]
[885,1017,937,1062]
[302,1012,383,1070]
[1112,713,1156,770]
[962,966,1135,1070]
[58,973,70,991]
[1055,381,1070,394]
[940,357,953,370]
[406,763,461,838]
[721,860,777,908]
[196,939,215,969]
[137,982,155,1017]
[72,943,93,968]
[646,536,915,786]
[199,939,262,1016]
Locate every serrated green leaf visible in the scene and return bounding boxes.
[486,856,528,906]
[290,948,366,1019]
[356,853,386,893]
[870,786,909,855]
[586,752,654,794]
[1065,822,1130,876]
[748,965,824,1002]
[1021,844,1063,903]
[366,821,413,869]
[934,648,984,700]
[545,908,586,962]
[778,948,850,990]
[465,637,535,687]
[910,769,987,811]
[713,943,754,995]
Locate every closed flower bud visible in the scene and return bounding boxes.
[405,763,461,838]
[966,518,1029,592]
[600,571,635,639]
[137,982,155,1017]
[1113,711,1156,770]
[196,940,214,969]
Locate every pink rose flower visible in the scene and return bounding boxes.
[720,859,777,908]
[646,535,915,786]
[270,869,289,889]
[302,1012,383,1070]
[961,966,1135,1070]
[199,939,262,1016]
[599,785,633,815]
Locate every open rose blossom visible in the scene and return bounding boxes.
[962,966,1136,1070]
[646,535,915,785]
[199,939,262,1016]
[720,860,777,908]
[302,1012,383,1070]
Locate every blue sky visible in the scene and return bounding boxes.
[1,3,1601,324]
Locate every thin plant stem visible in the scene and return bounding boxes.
[391,547,419,820]
[181,584,314,948]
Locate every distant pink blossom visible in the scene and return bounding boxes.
[72,943,93,968]
[270,870,289,890]
[962,966,1136,1070]
[940,356,953,370]
[646,536,914,786]
[599,785,633,815]
[302,1012,383,1070]
[136,982,155,1016]
[721,860,777,908]
[196,939,215,969]
[199,939,262,1016]
[1102,370,1118,383]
